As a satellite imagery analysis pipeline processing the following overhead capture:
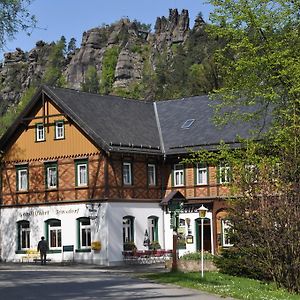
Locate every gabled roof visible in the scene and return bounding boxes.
[0,86,161,155]
[155,96,270,155]
[0,85,270,156]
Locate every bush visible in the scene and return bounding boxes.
[123,241,137,251]
[149,241,161,250]
[180,251,214,261]
[214,247,270,281]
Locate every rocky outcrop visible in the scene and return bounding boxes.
[0,8,206,113]
[113,48,143,88]
[154,9,190,50]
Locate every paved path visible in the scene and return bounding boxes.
[0,263,234,300]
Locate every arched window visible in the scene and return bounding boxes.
[123,216,134,244]
[77,217,91,250]
[17,220,30,250]
[45,219,61,250]
[147,216,158,242]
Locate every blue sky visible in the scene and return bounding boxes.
[1,0,212,59]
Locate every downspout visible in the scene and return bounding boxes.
[153,102,167,249]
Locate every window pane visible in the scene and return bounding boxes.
[148,164,156,186]
[78,164,87,185]
[47,167,57,188]
[18,169,28,191]
[123,163,131,185]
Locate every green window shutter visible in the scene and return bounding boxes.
[131,163,134,186]
[207,165,210,185]
[194,164,197,185]
[217,166,220,184]
[45,221,49,246]
[171,165,174,187]
[183,165,186,186]
[131,217,135,242]
[154,218,158,241]
[17,222,21,250]
[77,219,81,249]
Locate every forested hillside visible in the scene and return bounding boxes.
[0,9,222,135]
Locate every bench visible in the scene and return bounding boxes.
[33,258,51,264]
[21,249,39,263]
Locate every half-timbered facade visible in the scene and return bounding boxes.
[0,86,261,265]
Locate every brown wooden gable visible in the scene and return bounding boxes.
[4,92,100,163]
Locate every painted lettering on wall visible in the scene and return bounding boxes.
[19,208,80,218]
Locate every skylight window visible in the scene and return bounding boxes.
[181,119,195,129]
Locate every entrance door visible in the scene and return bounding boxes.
[196,218,212,252]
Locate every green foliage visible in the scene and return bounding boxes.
[67,37,77,54]
[81,66,100,93]
[0,0,37,49]
[123,241,137,251]
[214,247,268,280]
[0,86,36,137]
[100,46,120,94]
[180,251,214,261]
[42,37,66,86]
[202,1,300,293]
[133,19,151,32]
[148,241,161,250]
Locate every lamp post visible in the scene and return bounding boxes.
[198,205,208,278]
[86,202,101,220]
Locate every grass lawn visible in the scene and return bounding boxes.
[144,271,300,300]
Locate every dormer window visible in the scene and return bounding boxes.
[55,121,64,140]
[36,123,45,142]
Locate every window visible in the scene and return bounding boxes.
[36,123,45,142]
[147,164,156,186]
[55,121,64,139]
[45,163,57,189]
[219,165,231,184]
[173,164,184,186]
[17,221,30,250]
[222,220,233,247]
[181,119,195,129]
[47,219,61,250]
[75,160,88,187]
[245,164,258,183]
[16,165,28,191]
[123,216,134,244]
[77,218,91,249]
[123,162,132,185]
[148,216,158,242]
[196,163,208,185]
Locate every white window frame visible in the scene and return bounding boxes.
[36,124,45,142]
[77,163,88,186]
[219,165,231,184]
[17,168,28,191]
[123,217,134,243]
[148,164,156,186]
[174,164,184,187]
[196,163,208,185]
[49,224,62,250]
[222,219,233,247]
[19,222,30,250]
[123,162,132,185]
[46,166,57,189]
[55,121,64,139]
[80,219,91,249]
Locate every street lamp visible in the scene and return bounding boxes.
[86,202,101,220]
[198,205,208,278]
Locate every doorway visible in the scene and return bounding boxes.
[195,218,212,252]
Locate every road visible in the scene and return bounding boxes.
[0,263,234,300]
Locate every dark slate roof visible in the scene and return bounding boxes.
[155,96,270,155]
[0,86,270,156]
[44,86,161,154]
